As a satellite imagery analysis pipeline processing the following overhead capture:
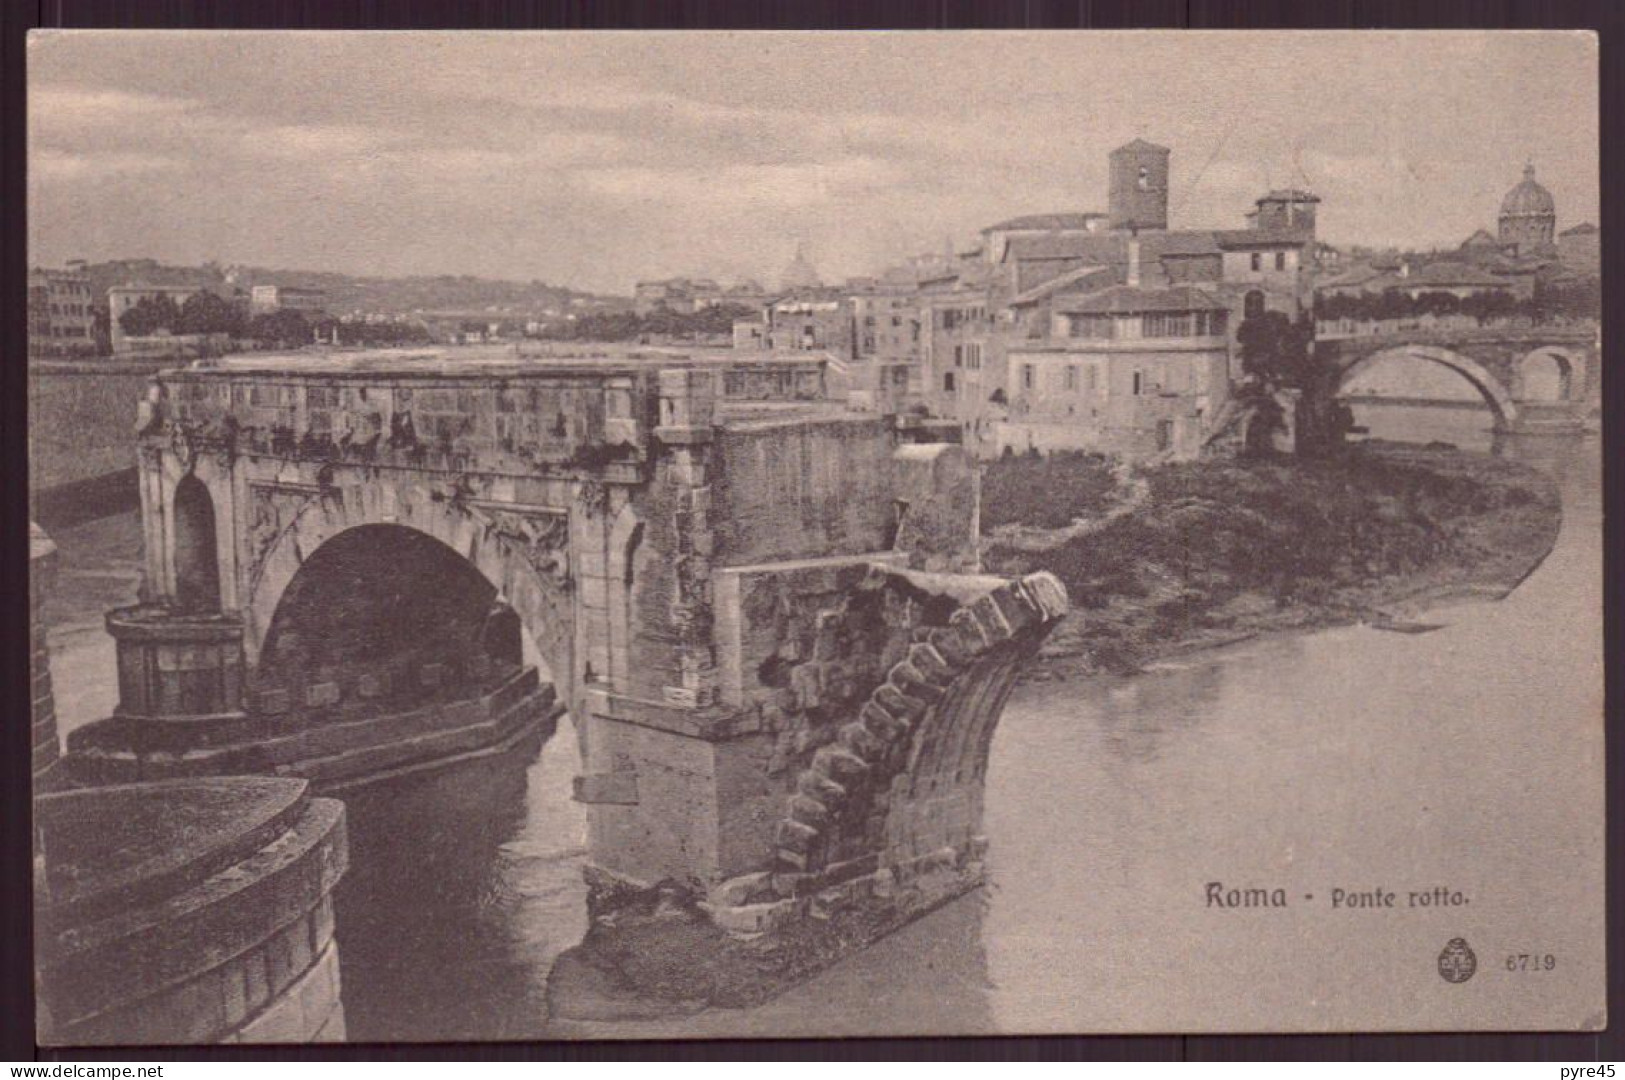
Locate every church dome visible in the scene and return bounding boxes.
[1500,163,1555,220]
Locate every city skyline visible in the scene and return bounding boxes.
[29,30,1599,295]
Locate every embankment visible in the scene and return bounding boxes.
[29,360,171,526]
[981,442,1562,678]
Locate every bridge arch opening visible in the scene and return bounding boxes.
[171,475,221,613]
[257,523,548,723]
[1517,348,1577,403]
[1336,346,1518,443]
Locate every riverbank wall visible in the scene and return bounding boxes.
[28,360,174,527]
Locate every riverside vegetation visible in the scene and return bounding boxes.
[979,442,1562,677]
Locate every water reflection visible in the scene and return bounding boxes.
[333,720,588,1043]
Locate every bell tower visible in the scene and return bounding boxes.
[1108,138,1170,232]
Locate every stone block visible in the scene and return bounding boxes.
[258,688,291,715]
[905,642,956,686]
[356,673,386,699]
[419,663,445,688]
[304,682,341,708]
[788,794,830,828]
[661,685,699,709]
[572,771,639,806]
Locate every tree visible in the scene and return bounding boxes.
[1234,310,1335,457]
[176,291,245,336]
[249,309,313,348]
[118,294,182,337]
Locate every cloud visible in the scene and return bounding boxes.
[31,147,179,180]
[243,122,395,160]
[576,157,907,211]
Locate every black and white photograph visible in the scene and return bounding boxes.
[24,29,1604,1046]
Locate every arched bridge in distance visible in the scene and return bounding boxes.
[56,346,1068,1026]
[1316,323,1599,435]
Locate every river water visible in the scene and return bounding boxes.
[38,411,1603,1039]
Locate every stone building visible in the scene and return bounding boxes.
[997,248,1231,460]
[28,268,98,358]
[1558,222,1600,277]
[1108,138,1171,232]
[249,284,330,317]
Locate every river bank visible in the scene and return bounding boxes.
[980,441,1563,679]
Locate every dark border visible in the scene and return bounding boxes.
[3,0,1619,1063]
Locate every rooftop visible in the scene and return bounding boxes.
[1213,227,1313,249]
[980,212,1106,234]
[184,344,835,379]
[1053,284,1227,315]
[1256,188,1321,204]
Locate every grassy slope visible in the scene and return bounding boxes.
[981,444,1561,676]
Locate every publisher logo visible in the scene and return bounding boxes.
[1438,937,1478,984]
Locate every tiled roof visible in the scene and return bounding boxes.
[981,212,1107,234]
[1141,230,1222,257]
[1054,284,1227,315]
[1003,234,1125,263]
[1561,222,1599,236]
[1213,228,1313,249]
[1114,138,1169,155]
[1007,265,1117,307]
[1257,188,1321,203]
[1404,261,1508,287]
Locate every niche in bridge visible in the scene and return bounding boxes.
[172,475,221,612]
[1519,351,1572,403]
[258,525,527,720]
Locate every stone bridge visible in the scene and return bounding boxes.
[59,346,1066,1018]
[1317,324,1599,434]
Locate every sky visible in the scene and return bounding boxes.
[28,30,1599,295]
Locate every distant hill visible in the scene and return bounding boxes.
[67,259,630,317]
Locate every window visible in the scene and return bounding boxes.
[944,372,956,392]
[1086,366,1099,392]
[953,345,964,368]
[1132,371,1144,396]
[1244,290,1266,320]
[1022,364,1035,391]
[1250,253,1262,272]
[1068,314,1112,339]
[1275,251,1287,271]
[1064,365,1078,391]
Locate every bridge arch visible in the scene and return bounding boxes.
[1336,345,1519,428]
[1514,345,1587,403]
[244,480,581,718]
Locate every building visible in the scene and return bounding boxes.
[1498,163,1557,255]
[778,244,823,293]
[732,316,767,350]
[250,284,329,317]
[1247,189,1320,233]
[848,278,934,407]
[28,268,98,358]
[1558,223,1600,277]
[763,291,854,358]
[1107,138,1171,232]
[980,212,1108,265]
[1001,280,1231,459]
[108,284,206,354]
